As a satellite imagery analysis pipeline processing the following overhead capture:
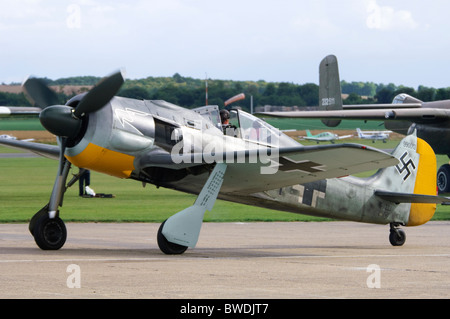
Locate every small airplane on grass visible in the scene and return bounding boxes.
[303,129,353,144]
[1,71,450,254]
[356,128,392,143]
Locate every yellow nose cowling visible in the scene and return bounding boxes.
[66,143,135,179]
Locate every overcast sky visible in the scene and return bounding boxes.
[1,0,449,89]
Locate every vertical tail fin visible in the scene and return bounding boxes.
[356,128,363,138]
[319,55,343,127]
[305,129,313,137]
[371,132,437,226]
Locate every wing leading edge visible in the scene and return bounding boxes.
[257,108,450,123]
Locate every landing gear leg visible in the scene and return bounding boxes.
[30,159,75,250]
[389,223,406,246]
[157,163,227,255]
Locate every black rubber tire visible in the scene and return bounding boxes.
[33,214,67,250]
[437,164,450,193]
[389,228,406,246]
[157,220,188,255]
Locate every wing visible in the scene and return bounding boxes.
[0,106,41,116]
[342,103,421,110]
[221,144,397,194]
[303,137,323,141]
[0,138,59,160]
[150,144,398,194]
[337,134,353,140]
[257,108,450,124]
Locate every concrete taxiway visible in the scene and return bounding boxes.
[1,221,450,299]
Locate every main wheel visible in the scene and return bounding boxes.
[389,228,406,246]
[157,220,188,255]
[437,164,450,193]
[32,214,67,250]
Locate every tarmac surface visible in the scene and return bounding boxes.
[1,221,450,299]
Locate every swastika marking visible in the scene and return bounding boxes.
[395,152,416,181]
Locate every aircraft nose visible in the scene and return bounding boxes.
[39,105,82,139]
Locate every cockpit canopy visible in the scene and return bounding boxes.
[392,93,422,105]
[193,105,299,148]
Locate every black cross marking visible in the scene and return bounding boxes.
[395,152,416,181]
[301,181,327,206]
[278,157,325,173]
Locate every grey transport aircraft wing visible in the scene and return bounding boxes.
[257,108,450,123]
[0,106,41,116]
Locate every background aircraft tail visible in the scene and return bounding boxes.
[369,132,438,226]
[305,129,313,137]
[319,54,343,127]
[356,128,363,138]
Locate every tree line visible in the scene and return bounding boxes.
[2,73,450,112]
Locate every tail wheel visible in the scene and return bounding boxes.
[389,227,406,246]
[32,214,67,250]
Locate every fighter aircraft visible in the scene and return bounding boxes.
[1,70,449,255]
[356,128,391,143]
[257,54,450,193]
[303,129,353,144]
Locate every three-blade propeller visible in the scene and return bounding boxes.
[22,70,125,218]
[24,70,125,139]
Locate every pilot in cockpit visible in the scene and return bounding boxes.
[220,109,237,136]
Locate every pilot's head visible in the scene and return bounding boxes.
[220,109,230,124]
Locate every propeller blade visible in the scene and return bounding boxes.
[22,77,60,108]
[73,70,125,118]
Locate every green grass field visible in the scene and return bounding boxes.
[0,118,45,130]
[0,117,385,132]
[0,156,334,223]
[1,139,450,223]
[1,116,449,223]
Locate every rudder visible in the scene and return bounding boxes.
[371,132,437,226]
[408,136,436,225]
[319,55,343,127]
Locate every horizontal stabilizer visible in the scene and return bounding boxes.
[375,190,450,205]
